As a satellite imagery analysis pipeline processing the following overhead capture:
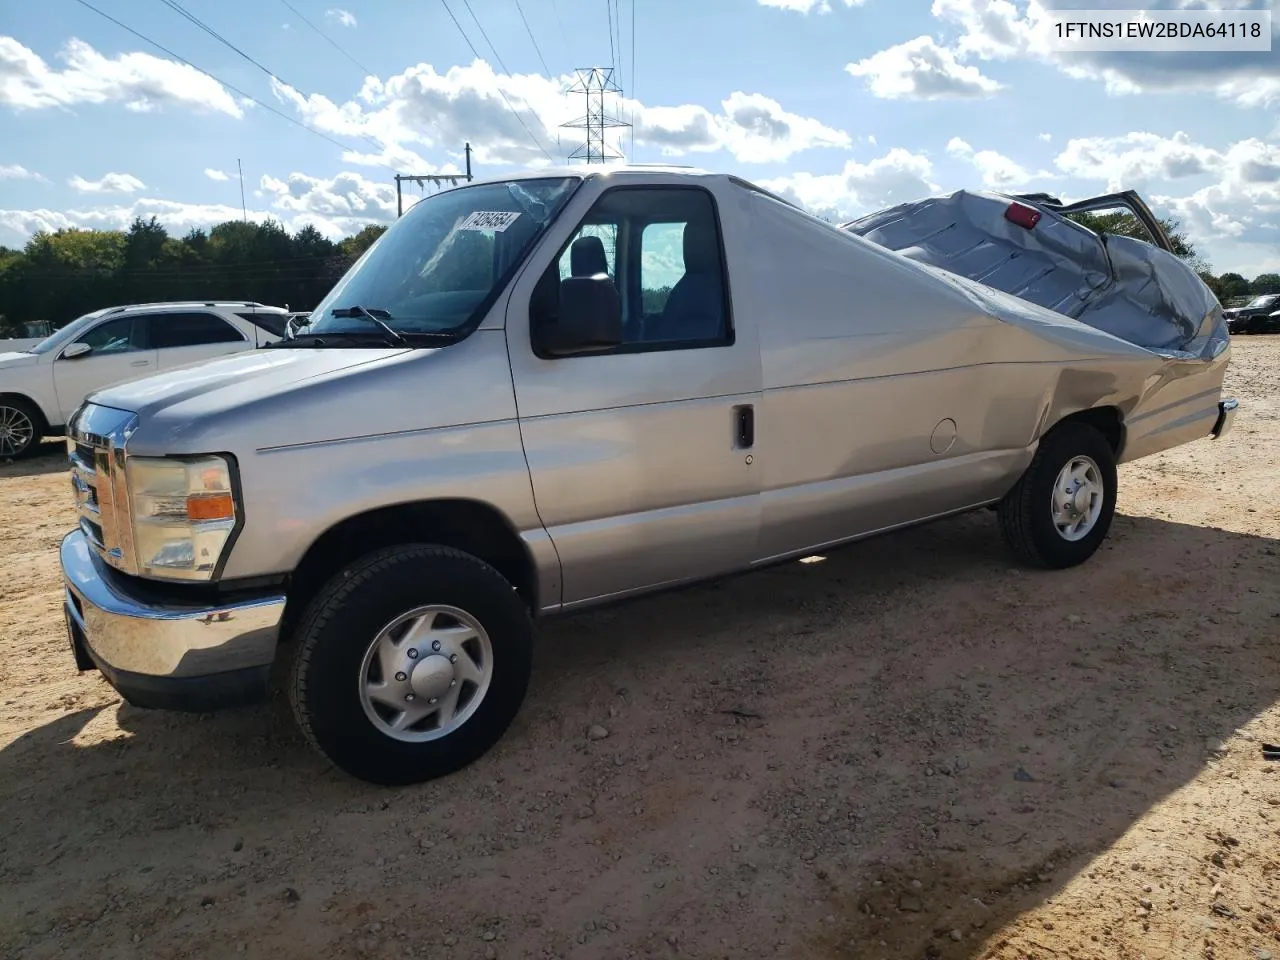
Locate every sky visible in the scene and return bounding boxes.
[0,0,1277,277]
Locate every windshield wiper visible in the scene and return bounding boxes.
[330,306,411,348]
[265,307,463,348]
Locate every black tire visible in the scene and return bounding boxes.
[998,421,1117,569]
[288,544,533,786]
[0,396,43,460]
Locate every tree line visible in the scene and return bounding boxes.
[1,211,1276,338]
[0,216,388,337]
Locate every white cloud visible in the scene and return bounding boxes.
[0,170,399,242]
[759,147,940,221]
[931,0,1040,60]
[946,137,1055,190]
[325,8,357,28]
[0,200,266,239]
[204,168,231,182]
[271,60,851,167]
[0,36,244,117]
[1150,139,1280,246]
[927,0,1280,107]
[1014,130,1280,266]
[635,91,851,162]
[1054,131,1224,193]
[0,164,46,182]
[845,36,1003,100]
[68,172,146,194]
[258,170,396,233]
[758,0,866,12]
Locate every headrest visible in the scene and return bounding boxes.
[683,218,719,274]
[569,235,609,277]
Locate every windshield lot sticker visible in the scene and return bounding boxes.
[458,211,522,232]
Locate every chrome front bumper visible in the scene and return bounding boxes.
[60,530,286,711]
[1212,398,1239,440]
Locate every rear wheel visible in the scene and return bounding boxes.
[0,397,41,460]
[288,544,533,785]
[998,421,1117,569]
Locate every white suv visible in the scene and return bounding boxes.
[0,301,289,459]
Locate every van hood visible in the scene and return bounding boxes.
[88,346,411,420]
[83,331,516,457]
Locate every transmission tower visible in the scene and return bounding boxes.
[561,67,630,164]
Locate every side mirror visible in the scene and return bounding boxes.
[62,342,92,360]
[534,274,623,356]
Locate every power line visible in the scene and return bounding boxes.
[605,0,616,75]
[457,0,563,158]
[630,0,636,158]
[614,0,624,88]
[547,0,572,66]
[439,0,556,162]
[69,0,391,168]
[157,0,298,91]
[461,0,512,75]
[513,0,552,78]
[277,0,375,77]
[155,0,385,154]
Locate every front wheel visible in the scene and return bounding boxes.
[0,397,42,460]
[288,544,533,785]
[998,422,1118,569]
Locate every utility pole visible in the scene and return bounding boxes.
[561,68,630,164]
[237,158,247,222]
[394,142,474,217]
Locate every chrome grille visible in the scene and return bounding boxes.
[67,404,140,575]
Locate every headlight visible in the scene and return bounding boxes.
[126,455,239,581]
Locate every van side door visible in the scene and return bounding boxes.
[506,182,763,609]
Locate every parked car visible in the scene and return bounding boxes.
[0,301,289,459]
[1223,293,1280,334]
[58,168,1235,786]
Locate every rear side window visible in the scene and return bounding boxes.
[150,313,246,349]
[236,311,288,337]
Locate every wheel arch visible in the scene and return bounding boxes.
[0,391,51,435]
[1049,404,1125,458]
[281,499,540,641]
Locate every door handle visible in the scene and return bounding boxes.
[735,404,754,449]
[130,360,151,367]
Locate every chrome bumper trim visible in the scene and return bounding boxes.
[60,529,285,679]
[1212,398,1238,440]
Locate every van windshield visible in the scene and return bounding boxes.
[302,176,580,344]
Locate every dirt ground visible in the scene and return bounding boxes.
[1,340,1277,960]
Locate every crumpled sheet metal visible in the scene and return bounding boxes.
[842,190,1229,362]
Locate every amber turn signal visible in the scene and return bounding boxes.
[186,493,235,521]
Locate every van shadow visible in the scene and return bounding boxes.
[0,439,68,478]
[1,510,1278,959]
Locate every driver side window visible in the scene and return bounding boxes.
[539,187,732,352]
[75,316,142,355]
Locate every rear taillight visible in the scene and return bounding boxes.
[1004,202,1042,229]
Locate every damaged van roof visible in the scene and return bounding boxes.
[841,188,1228,361]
